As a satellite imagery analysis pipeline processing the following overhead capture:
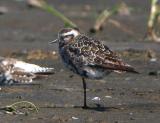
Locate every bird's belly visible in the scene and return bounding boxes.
[82,66,111,79]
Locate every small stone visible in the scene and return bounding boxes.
[52,51,56,55]
[72,116,79,120]
[105,95,112,98]
[150,58,157,62]
[129,112,133,115]
[92,97,101,101]
[0,6,8,15]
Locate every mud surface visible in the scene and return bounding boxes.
[0,0,160,123]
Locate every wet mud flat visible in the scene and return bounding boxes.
[0,0,160,123]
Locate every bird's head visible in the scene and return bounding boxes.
[50,28,80,46]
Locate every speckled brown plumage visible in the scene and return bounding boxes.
[51,28,138,108]
[57,28,138,79]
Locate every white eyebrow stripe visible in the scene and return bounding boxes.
[62,30,79,37]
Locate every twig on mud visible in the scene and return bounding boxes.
[0,101,38,115]
[90,2,130,33]
[27,0,77,28]
[145,0,160,42]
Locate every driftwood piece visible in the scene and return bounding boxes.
[145,0,160,42]
[90,2,130,33]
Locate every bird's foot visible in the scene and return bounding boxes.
[82,105,89,109]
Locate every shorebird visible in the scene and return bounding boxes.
[50,28,138,108]
[0,56,54,85]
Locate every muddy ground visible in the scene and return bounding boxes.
[0,0,160,123]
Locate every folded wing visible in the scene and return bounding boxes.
[70,35,138,73]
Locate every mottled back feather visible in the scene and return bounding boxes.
[64,34,138,73]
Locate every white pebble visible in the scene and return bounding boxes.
[129,112,133,115]
[92,97,101,101]
[72,116,79,120]
[105,95,112,98]
[150,58,157,62]
[52,51,56,55]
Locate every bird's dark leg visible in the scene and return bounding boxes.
[82,77,87,108]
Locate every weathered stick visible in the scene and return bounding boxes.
[1,101,38,115]
[91,3,123,33]
[145,0,160,42]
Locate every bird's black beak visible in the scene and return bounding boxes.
[49,39,58,45]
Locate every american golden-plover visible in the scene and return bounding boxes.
[50,28,138,108]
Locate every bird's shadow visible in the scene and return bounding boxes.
[73,103,118,112]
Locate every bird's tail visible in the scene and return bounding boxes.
[114,65,139,74]
[122,66,139,74]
